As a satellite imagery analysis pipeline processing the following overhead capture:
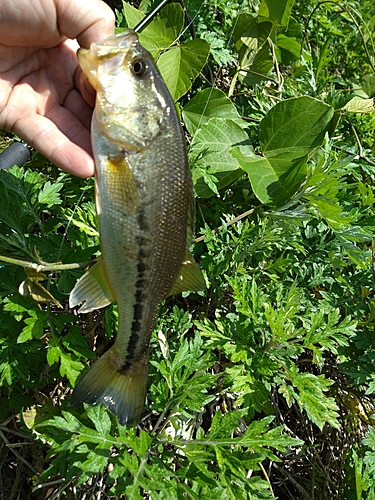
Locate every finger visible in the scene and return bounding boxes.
[77,69,96,109]
[56,0,115,48]
[63,86,93,131]
[12,112,95,177]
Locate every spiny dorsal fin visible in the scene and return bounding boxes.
[69,257,114,313]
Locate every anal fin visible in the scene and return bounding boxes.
[169,249,206,295]
[69,257,114,313]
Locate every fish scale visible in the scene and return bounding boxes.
[69,30,205,426]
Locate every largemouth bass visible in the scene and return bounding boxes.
[69,30,205,426]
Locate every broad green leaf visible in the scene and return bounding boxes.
[233,13,272,50]
[344,97,375,114]
[360,74,375,97]
[259,0,295,28]
[240,44,274,86]
[276,34,301,63]
[189,118,252,197]
[275,17,303,65]
[121,1,144,29]
[182,88,245,136]
[233,96,334,206]
[157,39,210,101]
[259,96,334,155]
[232,146,306,206]
[122,2,184,58]
[233,14,273,85]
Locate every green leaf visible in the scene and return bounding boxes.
[259,96,334,155]
[157,39,210,101]
[122,2,184,58]
[86,405,112,435]
[233,13,272,50]
[276,34,301,62]
[233,96,335,206]
[37,181,63,207]
[17,310,47,343]
[182,88,245,136]
[259,0,295,28]
[190,118,252,197]
[232,145,306,206]
[344,97,375,114]
[240,44,274,86]
[121,1,144,30]
[287,364,340,430]
[360,74,375,98]
[47,344,61,366]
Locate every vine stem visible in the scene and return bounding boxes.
[194,208,255,244]
[304,1,375,72]
[0,254,92,271]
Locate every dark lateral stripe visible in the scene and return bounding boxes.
[125,208,149,367]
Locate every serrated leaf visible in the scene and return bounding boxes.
[79,446,110,483]
[47,344,61,366]
[17,310,47,343]
[86,405,112,435]
[37,181,63,207]
[60,352,84,385]
[135,430,153,458]
[289,365,340,429]
[157,39,210,101]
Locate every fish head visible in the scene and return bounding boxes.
[78,30,173,152]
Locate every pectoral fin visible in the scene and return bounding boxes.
[69,257,114,313]
[106,155,140,214]
[170,249,206,295]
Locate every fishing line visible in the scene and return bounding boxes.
[135,0,214,85]
[56,188,86,290]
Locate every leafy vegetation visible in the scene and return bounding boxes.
[1,0,375,498]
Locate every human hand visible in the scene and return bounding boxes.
[0,0,115,177]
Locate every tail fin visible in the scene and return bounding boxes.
[70,347,148,426]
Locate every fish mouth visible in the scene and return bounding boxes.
[77,30,142,89]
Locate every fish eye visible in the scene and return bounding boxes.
[131,58,148,77]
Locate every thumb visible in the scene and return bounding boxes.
[56,0,115,48]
